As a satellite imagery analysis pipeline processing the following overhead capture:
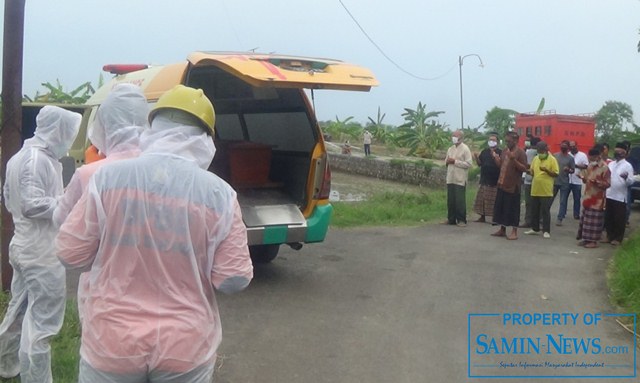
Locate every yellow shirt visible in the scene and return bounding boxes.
[530,155,559,197]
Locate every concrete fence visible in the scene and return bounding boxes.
[328,153,447,187]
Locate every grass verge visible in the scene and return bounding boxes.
[0,292,80,382]
[608,233,640,324]
[331,186,477,228]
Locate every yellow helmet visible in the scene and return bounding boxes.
[149,85,215,135]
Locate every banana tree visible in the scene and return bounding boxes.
[366,106,392,144]
[396,102,448,157]
[323,116,363,144]
[23,75,103,104]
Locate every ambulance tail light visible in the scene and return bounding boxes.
[318,154,332,200]
[103,64,148,75]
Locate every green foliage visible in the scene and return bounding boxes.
[535,97,545,114]
[608,233,640,320]
[321,116,363,144]
[483,106,517,138]
[366,106,394,144]
[414,159,436,172]
[595,100,635,143]
[396,102,448,157]
[615,130,640,146]
[461,126,487,151]
[51,300,81,380]
[468,165,481,182]
[332,191,439,227]
[0,293,81,382]
[23,79,96,104]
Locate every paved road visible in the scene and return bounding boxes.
[64,204,639,382]
[212,207,639,383]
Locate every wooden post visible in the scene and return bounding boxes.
[1,0,26,291]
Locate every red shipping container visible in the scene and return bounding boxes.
[515,113,596,152]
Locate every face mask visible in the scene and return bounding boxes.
[452,137,459,144]
[538,153,548,160]
[590,161,598,166]
[488,140,497,148]
[524,141,531,147]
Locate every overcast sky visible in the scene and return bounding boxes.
[2,0,639,128]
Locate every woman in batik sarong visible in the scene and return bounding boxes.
[577,148,611,248]
[472,134,502,223]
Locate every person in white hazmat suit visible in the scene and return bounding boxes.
[52,83,148,326]
[53,83,148,227]
[56,85,254,383]
[0,106,81,382]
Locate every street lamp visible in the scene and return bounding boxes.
[458,54,484,130]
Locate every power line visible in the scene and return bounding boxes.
[338,0,456,81]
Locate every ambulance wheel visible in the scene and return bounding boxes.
[249,245,280,264]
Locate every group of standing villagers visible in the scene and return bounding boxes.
[445,130,527,239]
[445,129,634,248]
[0,84,253,382]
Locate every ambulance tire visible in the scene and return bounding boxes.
[249,244,280,264]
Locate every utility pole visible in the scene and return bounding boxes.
[458,54,484,131]
[1,0,26,290]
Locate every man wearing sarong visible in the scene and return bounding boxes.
[472,133,502,223]
[577,148,610,248]
[491,131,528,240]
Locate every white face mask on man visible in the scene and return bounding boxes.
[452,137,459,144]
[488,140,497,148]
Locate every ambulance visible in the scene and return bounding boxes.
[79,51,378,263]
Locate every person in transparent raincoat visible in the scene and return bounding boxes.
[0,106,81,382]
[56,85,253,383]
[53,83,149,325]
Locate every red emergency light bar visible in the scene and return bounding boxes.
[102,64,149,75]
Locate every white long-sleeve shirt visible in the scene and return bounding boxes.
[569,151,588,185]
[445,142,472,186]
[606,159,635,202]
